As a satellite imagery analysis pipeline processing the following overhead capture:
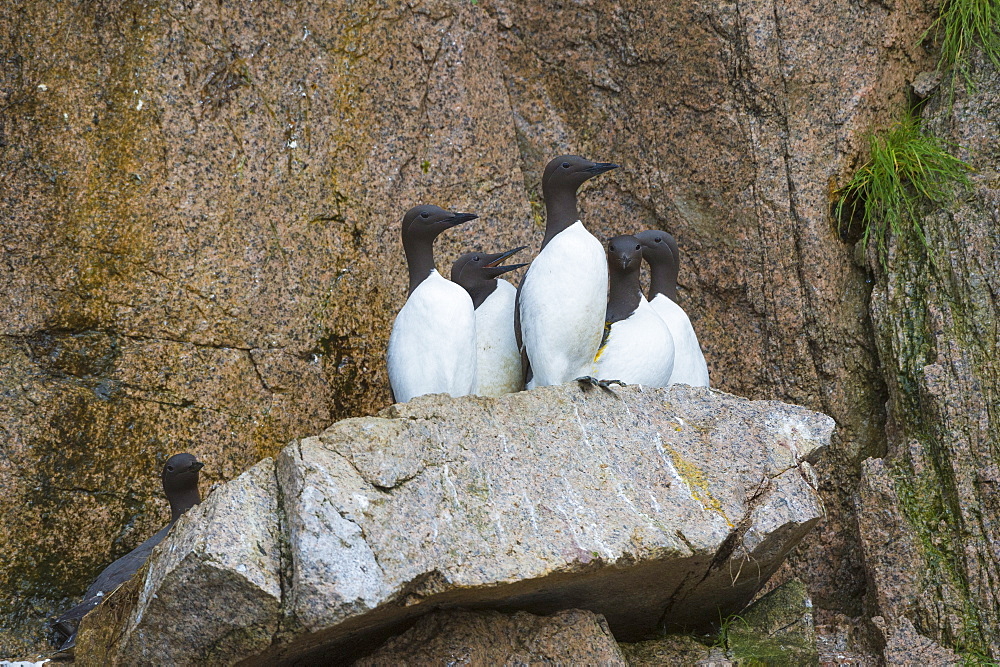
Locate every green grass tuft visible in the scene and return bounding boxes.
[835,113,972,267]
[924,0,1000,89]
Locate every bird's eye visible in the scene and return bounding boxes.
[655,237,662,243]
[636,244,641,251]
[562,162,570,169]
[420,212,429,219]
[166,465,174,472]
[473,256,480,262]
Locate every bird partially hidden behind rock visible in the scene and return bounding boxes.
[635,229,710,387]
[51,453,204,651]
[387,204,479,403]
[584,235,675,388]
[451,246,529,397]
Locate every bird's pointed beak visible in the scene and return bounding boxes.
[622,255,631,270]
[485,262,529,278]
[447,212,479,226]
[189,461,205,472]
[585,162,619,175]
[483,246,528,268]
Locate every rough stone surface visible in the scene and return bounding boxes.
[355,608,626,665]
[490,0,935,633]
[0,0,950,655]
[619,635,717,665]
[874,616,961,666]
[75,383,832,663]
[866,52,1000,661]
[74,459,281,665]
[856,458,929,629]
[0,0,531,651]
[725,579,818,665]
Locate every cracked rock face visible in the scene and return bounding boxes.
[1,0,941,651]
[0,0,530,651]
[75,383,832,664]
[863,53,1000,661]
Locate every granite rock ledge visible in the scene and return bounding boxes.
[75,383,833,665]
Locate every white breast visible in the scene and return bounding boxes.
[473,279,522,397]
[649,293,709,387]
[387,271,477,403]
[519,221,608,387]
[593,297,674,387]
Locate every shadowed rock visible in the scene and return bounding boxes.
[74,383,832,664]
[355,608,626,665]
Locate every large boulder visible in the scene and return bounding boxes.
[75,383,832,663]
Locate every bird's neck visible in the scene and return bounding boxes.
[648,261,678,301]
[404,237,437,295]
[542,188,580,249]
[607,270,643,324]
[168,487,201,523]
[467,280,498,310]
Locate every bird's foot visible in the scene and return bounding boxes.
[576,376,627,390]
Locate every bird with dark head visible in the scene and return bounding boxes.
[388,204,480,403]
[51,453,204,651]
[585,235,675,389]
[634,229,679,301]
[604,235,644,323]
[451,247,528,309]
[518,155,618,389]
[635,229,710,387]
[162,452,205,522]
[451,247,528,397]
[401,204,479,295]
[540,155,619,249]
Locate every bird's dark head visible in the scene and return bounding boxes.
[162,452,203,495]
[451,246,528,286]
[607,235,644,274]
[635,229,677,269]
[451,247,528,307]
[542,155,618,194]
[402,204,478,243]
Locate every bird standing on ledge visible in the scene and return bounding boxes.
[519,155,618,388]
[452,246,528,397]
[589,235,674,387]
[387,204,479,403]
[636,229,709,387]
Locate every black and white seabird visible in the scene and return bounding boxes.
[387,204,479,403]
[52,453,204,649]
[451,247,528,397]
[518,155,618,388]
[636,229,710,387]
[589,235,675,386]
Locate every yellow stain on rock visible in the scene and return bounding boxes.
[665,445,733,528]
